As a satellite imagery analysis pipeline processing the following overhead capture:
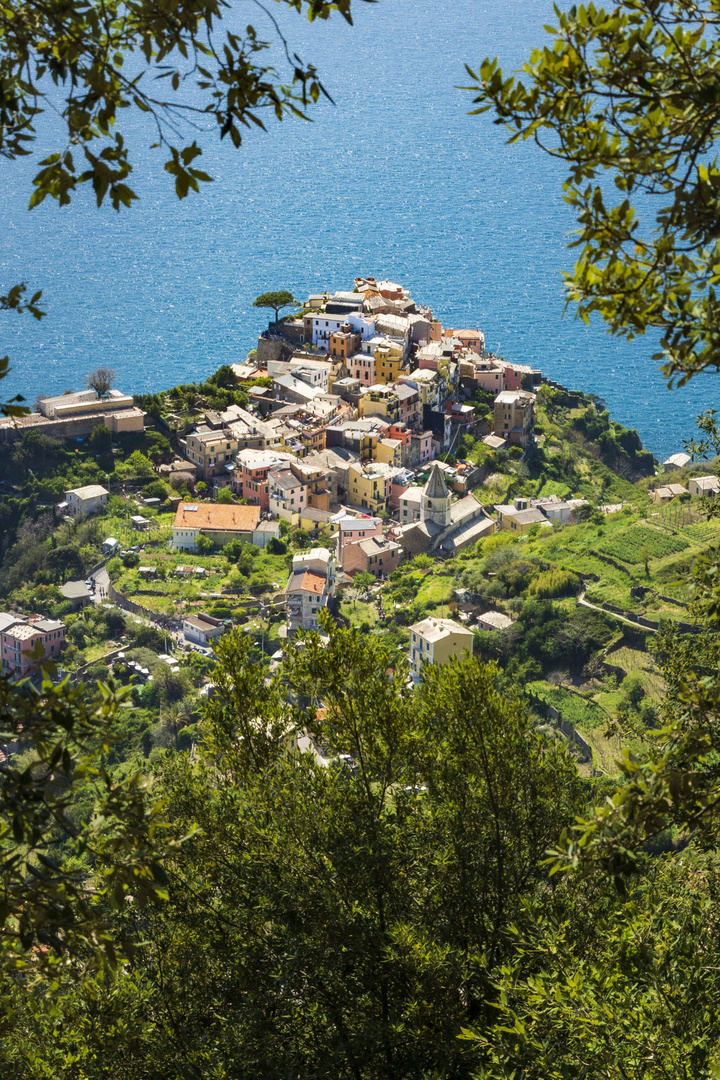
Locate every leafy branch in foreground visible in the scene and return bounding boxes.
[0,669,178,985]
[464,1,720,386]
[0,0,373,211]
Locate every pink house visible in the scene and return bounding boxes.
[343,535,402,579]
[1,616,66,679]
[473,363,506,392]
[395,384,420,427]
[409,430,433,465]
[501,364,524,392]
[336,515,383,568]
[351,352,376,385]
[237,450,283,509]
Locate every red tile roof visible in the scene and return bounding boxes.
[300,571,326,595]
[173,502,261,532]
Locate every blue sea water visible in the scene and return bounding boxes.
[0,0,715,459]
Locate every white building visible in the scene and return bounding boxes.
[689,475,720,497]
[663,452,692,471]
[397,486,424,524]
[183,614,226,647]
[477,611,515,632]
[307,311,376,349]
[64,485,109,518]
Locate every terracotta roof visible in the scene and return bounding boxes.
[286,569,327,596]
[301,571,325,594]
[173,502,261,532]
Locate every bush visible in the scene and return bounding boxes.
[133,625,165,651]
[412,554,434,569]
[122,552,140,569]
[621,672,645,708]
[216,487,233,504]
[143,480,168,502]
[289,528,311,549]
[103,609,127,638]
[88,425,113,453]
[266,537,287,555]
[528,568,581,599]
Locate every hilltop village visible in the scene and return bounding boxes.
[1,276,719,771]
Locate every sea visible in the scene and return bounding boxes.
[0,0,715,460]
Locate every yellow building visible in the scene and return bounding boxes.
[185,429,239,479]
[408,617,474,677]
[373,339,404,384]
[358,385,400,422]
[348,462,390,513]
[375,438,403,466]
[493,501,551,535]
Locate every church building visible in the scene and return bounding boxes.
[399,464,494,557]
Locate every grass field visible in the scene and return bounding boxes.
[527,681,609,730]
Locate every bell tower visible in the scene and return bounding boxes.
[421,464,451,526]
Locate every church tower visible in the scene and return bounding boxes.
[420,464,451,527]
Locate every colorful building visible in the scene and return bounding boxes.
[0,614,67,679]
[408,617,474,678]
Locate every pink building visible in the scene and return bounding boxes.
[343,535,402,579]
[409,431,433,465]
[473,362,506,393]
[336,515,383,568]
[395,384,420,427]
[351,352,376,385]
[1,616,66,679]
[237,450,283,509]
[501,364,523,392]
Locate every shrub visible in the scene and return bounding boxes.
[528,568,581,599]
[412,554,434,569]
[143,480,168,502]
[266,537,287,555]
[216,487,233,504]
[289,528,311,549]
[104,610,127,638]
[122,552,140,569]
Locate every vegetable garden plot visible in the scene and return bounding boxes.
[598,527,689,565]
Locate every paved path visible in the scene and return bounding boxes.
[577,591,656,632]
[90,566,110,604]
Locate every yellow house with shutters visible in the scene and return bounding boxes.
[348,462,390,513]
[372,339,404,384]
[408,617,474,677]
